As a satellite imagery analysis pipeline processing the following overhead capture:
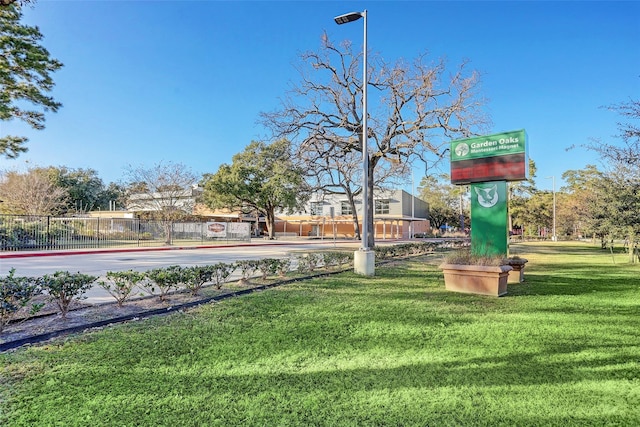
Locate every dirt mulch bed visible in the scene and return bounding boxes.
[0,280,263,352]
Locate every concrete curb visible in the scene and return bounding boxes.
[0,239,359,259]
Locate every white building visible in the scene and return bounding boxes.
[274,189,429,239]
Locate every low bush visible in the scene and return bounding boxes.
[0,269,43,333]
[144,266,184,302]
[99,270,146,307]
[182,265,214,296]
[295,253,322,273]
[258,258,281,280]
[276,257,292,277]
[210,262,235,289]
[235,260,259,284]
[38,271,98,318]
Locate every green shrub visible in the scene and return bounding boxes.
[443,248,504,266]
[210,262,235,289]
[144,266,184,302]
[235,260,259,284]
[295,253,322,273]
[0,269,43,333]
[39,271,97,319]
[276,257,292,277]
[258,258,281,280]
[321,251,340,269]
[182,265,214,296]
[99,270,146,307]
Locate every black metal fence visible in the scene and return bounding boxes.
[0,214,251,252]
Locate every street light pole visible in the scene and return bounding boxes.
[547,176,557,241]
[335,10,374,276]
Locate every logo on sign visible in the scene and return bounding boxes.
[455,143,470,157]
[208,223,226,233]
[474,184,499,208]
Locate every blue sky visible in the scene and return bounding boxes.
[1,0,638,192]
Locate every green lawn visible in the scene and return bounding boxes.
[1,242,639,426]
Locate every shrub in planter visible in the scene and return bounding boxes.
[439,249,511,297]
[39,271,98,318]
[1,269,43,333]
[443,248,504,266]
[99,270,146,307]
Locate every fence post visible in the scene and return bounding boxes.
[46,215,51,249]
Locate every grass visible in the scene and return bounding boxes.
[1,242,639,426]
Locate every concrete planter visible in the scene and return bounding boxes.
[505,258,528,284]
[439,263,513,297]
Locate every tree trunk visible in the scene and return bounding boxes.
[265,210,275,239]
[628,227,636,263]
[349,198,361,240]
[366,160,375,248]
[163,220,172,245]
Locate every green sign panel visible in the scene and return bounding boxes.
[451,129,526,162]
[470,181,508,257]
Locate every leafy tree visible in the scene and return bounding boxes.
[561,165,608,241]
[419,173,467,233]
[1,1,37,6]
[201,140,311,239]
[515,191,554,239]
[582,98,640,261]
[47,167,106,213]
[99,182,127,211]
[0,167,68,215]
[1,4,63,158]
[262,35,488,247]
[508,159,538,235]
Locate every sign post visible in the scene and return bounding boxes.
[450,130,528,258]
[470,181,508,256]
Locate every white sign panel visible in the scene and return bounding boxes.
[206,222,227,238]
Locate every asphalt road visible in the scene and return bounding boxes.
[0,239,419,304]
[0,240,362,277]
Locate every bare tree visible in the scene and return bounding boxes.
[297,134,407,239]
[124,162,198,245]
[262,35,489,247]
[0,168,68,215]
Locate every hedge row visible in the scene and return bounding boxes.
[1,251,356,332]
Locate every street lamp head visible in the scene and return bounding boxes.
[334,11,363,25]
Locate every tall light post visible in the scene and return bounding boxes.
[334,10,374,276]
[546,176,557,241]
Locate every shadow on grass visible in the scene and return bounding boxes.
[25,338,638,426]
